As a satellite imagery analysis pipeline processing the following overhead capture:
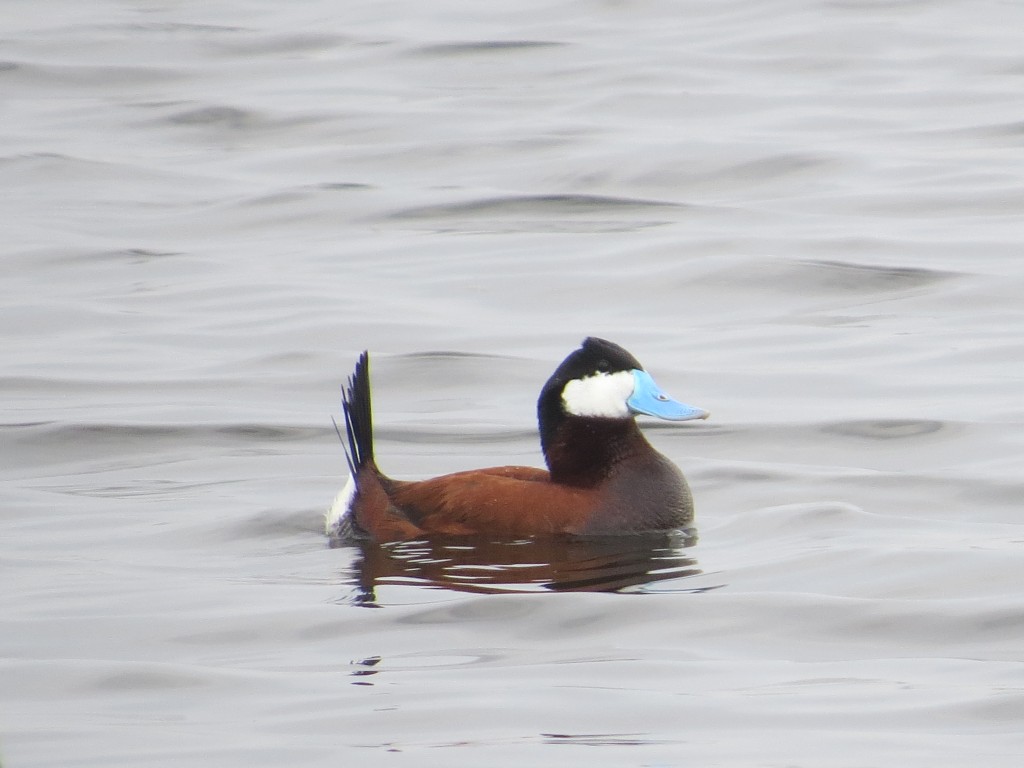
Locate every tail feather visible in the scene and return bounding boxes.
[341,351,374,476]
[329,351,424,543]
[326,351,374,542]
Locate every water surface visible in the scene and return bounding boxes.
[3,1,1024,766]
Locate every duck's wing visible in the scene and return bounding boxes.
[388,466,597,538]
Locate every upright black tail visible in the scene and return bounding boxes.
[340,351,374,476]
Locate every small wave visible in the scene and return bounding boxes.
[167,105,258,128]
[388,194,684,234]
[413,40,565,57]
[0,60,181,89]
[392,193,681,220]
[823,419,945,440]
[699,255,960,299]
[3,420,329,461]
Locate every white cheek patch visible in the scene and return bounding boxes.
[562,370,635,418]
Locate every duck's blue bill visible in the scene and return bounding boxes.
[628,369,709,421]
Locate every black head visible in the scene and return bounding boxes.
[537,338,644,457]
[534,337,710,488]
[545,337,643,388]
[536,337,708,479]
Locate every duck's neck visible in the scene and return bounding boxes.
[540,413,649,486]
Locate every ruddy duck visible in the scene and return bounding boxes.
[326,337,708,542]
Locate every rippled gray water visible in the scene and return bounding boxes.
[4,1,1024,766]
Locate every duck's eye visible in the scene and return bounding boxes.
[596,359,610,372]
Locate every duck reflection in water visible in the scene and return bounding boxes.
[341,530,703,605]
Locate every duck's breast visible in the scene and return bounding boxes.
[576,453,693,534]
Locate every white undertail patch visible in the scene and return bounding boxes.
[324,473,356,537]
[561,370,635,418]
